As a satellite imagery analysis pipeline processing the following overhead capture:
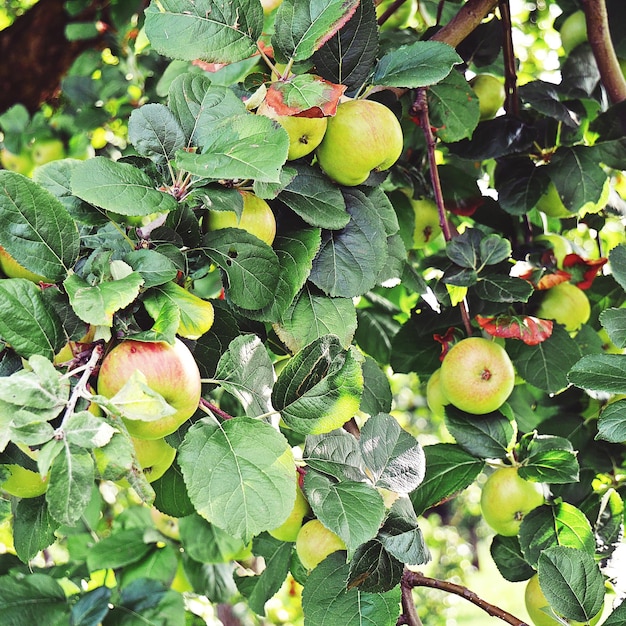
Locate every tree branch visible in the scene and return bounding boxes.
[431,0,499,48]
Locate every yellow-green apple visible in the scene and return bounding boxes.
[470,74,505,120]
[426,367,449,419]
[0,463,48,498]
[206,190,276,245]
[268,483,310,541]
[0,246,52,283]
[54,325,96,365]
[525,573,602,625]
[0,147,34,176]
[536,282,590,332]
[439,337,515,414]
[295,519,346,570]
[411,197,442,248]
[97,338,202,439]
[261,0,283,13]
[535,233,571,266]
[315,98,404,186]
[480,467,544,536]
[536,179,609,218]
[133,436,176,482]
[257,101,328,161]
[31,138,65,166]
[560,10,587,54]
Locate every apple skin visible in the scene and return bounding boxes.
[470,74,505,121]
[54,325,96,365]
[525,574,602,626]
[31,138,65,166]
[268,483,310,542]
[560,10,587,55]
[411,197,442,248]
[206,190,276,246]
[536,282,590,332]
[97,338,202,440]
[295,519,346,570]
[439,337,515,415]
[315,99,404,186]
[261,0,283,12]
[536,179,609,218]
[0,246,52,283]
[257,101,328,161]
[480,467,544,536]
[0,147,34,176]
[426,367,449,419]
[132,437,176,483]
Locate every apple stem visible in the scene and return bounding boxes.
[400,569,531,625]
[199,397,234,421]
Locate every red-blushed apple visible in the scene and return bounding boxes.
[206,190,276,245]
[257,101,328,161]
[97,338,202,439]
[439,337,515,414]
[480,467,544,536]
[315,98,404,186]
[536,281,590,332]
[295,519,346,570]
[268,483,310,542]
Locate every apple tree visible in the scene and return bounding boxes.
[0,0,625,625]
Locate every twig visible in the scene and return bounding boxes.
[377,0,409,27]
[398,568,424,625]
[199,397,234,421]
[498,0,519,117]
[431,0,499,48]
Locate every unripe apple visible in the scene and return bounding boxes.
[0,147,34,176]
[132,436,177,482]
[295,519,346,570]
[426,367,449,419]
[411,197,442,248]
[31,138,65,166]
[559,10,587,55]
[54,325,96,365]
[315,99,404,186]
[268,483,310,542]
[439,337,515,415]
[206,190,276,245]
[535,282,590,332]
[261,0,283,13]
[257,101,328,161]
[480,467,544,536]
[97,338,202,439]
[0,246,52,283]
[536,179,609,218]
[0,464,48,498]
[470,74,505,121]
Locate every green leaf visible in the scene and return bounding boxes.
[13,496,57,563]
[346,540,404,592]
[537,546,605,623]
[473,275,534,303]
[70,157,178,216]
[568,353,626,394]
[62,411,116,449]
[87,528,152,570]
[490,535,535,582]
[64,272,144,327]
[302,552,401,626]
[518,434,579,484]
[519,503,595,568]
[123,249,178,289]
[113,580,185,626]
[360,413,425,494]
[410,443,484,516]
[0,171,80,282]
[213,334,274,418]
[0,279,65,359]
[272,335,364,435]
[609,244,626,292]
[179,415,295,543]
[273,0,360,63]
[144,0,263,63]
[597,399,626,442]
[128,103,186,164]
[70,586,112,626]
[179,513,250,563]
[278,164,349,230]
[359,355,393,416]
[355,307,401,366]
[304,429,364,483]
[603,602,626,626]
[176,114,289,183]
[202,228,280,310]
[600,307,626,348]
[372,41,461,88]
[0,573,68,623]
[274,286,357,354]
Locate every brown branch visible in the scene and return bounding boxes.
[376,0,410,27]
[431,0,499,49]
[402,570,530,626]
[581,0,626,104]
[398,568,424,626]
[498,0,520,117]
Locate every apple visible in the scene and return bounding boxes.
[411,197,442,248]
[480,467,544,536]
[257,101,328,161]
[470,74,505,121]
[376,0,414,30]
[536,179,609,218]
[261,0,283,13]
[525,574,602,626]
[426,367,449,419]
[54,325,96,365]
[535,281,590,332]
[315,98,404,186]
[268,483,310,542]
[151,508,181,541]
[0,463,48,498]
[559,10,587,55]
[0,246,52,283]
[295,519,346,570]
[133,436,176,483]
[31,138,65,166]
[206,190,276,245]
[535,233,571,266]
[0,147,34,176]
[97,338,202,440]
[439,337,515,414]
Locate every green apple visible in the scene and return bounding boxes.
[376,0,414,30]
[268,483,310,542]
[0,246,52,283]
[315,98,404,186]
[54,325,96,365]
[257,101,328,161]
[470,74,505,121]
[261,0,283,12]
[97,338,202,440]
[151,508,181,540]
[31,138,65,166]
[560,10,587,55]
[133,436,177,482]
[480,467,544,536]
[206,190,276,245]
[439,337,515,414]
[535,233,572,266]
[525,574,602,625]
[535,281,590,332]
[0,463,48,498]
[426,367,449,419]
[0,147,34,176]
[295,519,346,570]
[411,197,442,248]
[536,179,609,218]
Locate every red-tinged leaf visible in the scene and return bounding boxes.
[191,60,228,73]
[476,314,553,345]
[561,253,607,290]
[445,197,485,216]
[535,270,571,290]
[265,74,346,117]
[433,327,462,360]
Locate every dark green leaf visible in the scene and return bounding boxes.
[70,586,112,626]
[359,355,393,416]
[597,399,626,442]
[0,573,68,623]
[128,103,186,164]
[568,353,626,394]
[473,275,534,303]
[346,540,404,593]
[13,496,57,563]
[179,514,249,563]
[87,529,151,571]
[303,429,365,483]
[490,535,535,582]
[599,307,626,348]
[378,497,430,566]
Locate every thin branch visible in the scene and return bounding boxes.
[431,0,499,48]
[376,0,409,27]
[403,570,530,626]
[199,397,234,421]
[498,0,520,117]
[398,568,423,626]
